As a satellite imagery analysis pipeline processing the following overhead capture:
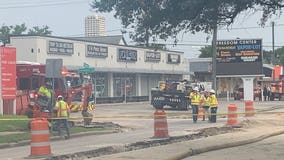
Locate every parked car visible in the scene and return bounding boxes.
[233,88,260,100]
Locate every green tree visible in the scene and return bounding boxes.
[0,25,12,46]
[263,50,272,64]
[198,46,212,58]
[274,46,284,65]
[0,24,52,46]
[28,25,52,36]
[91,0,284,45]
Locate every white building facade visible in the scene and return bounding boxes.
[85,15,106,37]
[10,35,187,103]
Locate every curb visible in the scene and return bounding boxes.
[0,130,117,149]
[169,128,284,160]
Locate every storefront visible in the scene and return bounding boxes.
[10,35,187,103]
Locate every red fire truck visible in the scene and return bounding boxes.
[16,61,93,119]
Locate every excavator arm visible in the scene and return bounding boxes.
[65,83,93,111]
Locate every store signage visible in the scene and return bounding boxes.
[118,48,137,62]
[216,39,262,63]
[216,39,263,76]
[48,41,74,55]
[145,51,161,62]
[167,54,180,64]
[86,45,108,58]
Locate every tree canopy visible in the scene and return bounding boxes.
[91,0,284,46]
[0,23,52,46]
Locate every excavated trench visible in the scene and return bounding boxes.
[44,124,240,160]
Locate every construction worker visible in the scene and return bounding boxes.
[209,89,218,123]
[38,82,52,111]
[54,95,70,139]
[189,87,200,123]
[200,91,210,121]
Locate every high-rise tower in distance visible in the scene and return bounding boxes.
[85,15,106,37]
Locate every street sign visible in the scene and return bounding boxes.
[78,63,95,74]
[46,59,63,78]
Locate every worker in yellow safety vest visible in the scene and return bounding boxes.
[54,95,70,139]
[38,82,52,111]
[200,91,210,121]
[189,87,200,123]
[209,89,218,123]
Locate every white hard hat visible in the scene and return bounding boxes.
[210,89,215,93]
[57,95,63,99]
[193,87,199,91]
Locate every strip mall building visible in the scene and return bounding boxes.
[9,35,187,103]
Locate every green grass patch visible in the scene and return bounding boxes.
[0,127,110,144]
[0,133,30,144]
[0,115,30,132]
[0,115,113,144]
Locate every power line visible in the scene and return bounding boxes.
[0,0,91,9]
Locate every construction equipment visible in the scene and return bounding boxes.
[151,80,192,110]
[16,62,95,125]
[270,80,284,101]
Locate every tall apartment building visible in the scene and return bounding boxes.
[85,15,106,37]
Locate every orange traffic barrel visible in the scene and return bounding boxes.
[153,109,169,138]
[245,100,254,117]
[198,106,204,119]
[227,104,238,125]
[29,118,52,158]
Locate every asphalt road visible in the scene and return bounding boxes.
[1,100,284,160]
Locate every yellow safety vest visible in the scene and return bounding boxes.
[202,96,210,107]
[39,86,52,98]
[190,92,200,105]
[210,94,218,107]
[55,100,69,117]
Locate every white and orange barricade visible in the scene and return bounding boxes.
[29,118,52,158]
[245,100,254,117]
[153,109,169,138]
[227,104,238,125]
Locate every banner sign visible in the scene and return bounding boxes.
[118,48,137,62]
[145,51,161,62]
[48,41,74,55]
[216,39,263,76]
[0,47,16,99]
[167,54,181,64]
[86,45,108,58]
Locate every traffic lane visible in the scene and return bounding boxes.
[72,100,284,120]
[184,133,284,160]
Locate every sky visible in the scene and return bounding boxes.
[1,0,284,58]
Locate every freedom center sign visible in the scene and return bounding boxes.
[216,39,263,76]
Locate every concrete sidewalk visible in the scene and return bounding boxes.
[89,124,284,160]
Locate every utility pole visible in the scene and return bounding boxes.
[272,21,275,65]
[212,21,218,91]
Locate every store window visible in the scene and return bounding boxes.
[94,73,108,97]
[113,74,136,97]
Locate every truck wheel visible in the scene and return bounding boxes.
[178,101,188,111]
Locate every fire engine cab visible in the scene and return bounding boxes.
[16,61,67,116]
